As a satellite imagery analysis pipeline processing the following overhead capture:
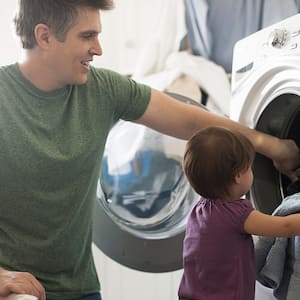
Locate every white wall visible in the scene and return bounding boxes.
[98,0,165,74]
[93,245,182,300]
[1,2,183,300]
[0,2,22,66]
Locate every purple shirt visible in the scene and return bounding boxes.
[178,197,255,300]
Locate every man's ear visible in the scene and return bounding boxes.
[34,24,52,49]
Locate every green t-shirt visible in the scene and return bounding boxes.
[0,64,151,299]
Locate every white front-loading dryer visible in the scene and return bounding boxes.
[93,93,201,273]
[230,13,300,214]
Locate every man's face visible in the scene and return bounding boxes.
[47,7,103,87]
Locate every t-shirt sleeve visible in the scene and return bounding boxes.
[90,67,151,122]
[234,199,255,233]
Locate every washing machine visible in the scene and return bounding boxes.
[92,93,201,273]
[230,13,300,214]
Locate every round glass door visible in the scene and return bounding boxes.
[93,93,201,272]
[252,93,300,214]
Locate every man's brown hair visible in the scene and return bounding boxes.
[14,0,114,49]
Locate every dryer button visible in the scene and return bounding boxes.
[269,29,289,48]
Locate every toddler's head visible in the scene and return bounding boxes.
[183,126,255,199]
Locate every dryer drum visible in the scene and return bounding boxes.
[252,93,300,214]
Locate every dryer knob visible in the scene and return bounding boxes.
[269,29,289,49]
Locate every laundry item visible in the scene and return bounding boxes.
[255,192,300,299]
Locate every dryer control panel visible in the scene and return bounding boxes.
[266,28,300,51]
[232,13,300,90]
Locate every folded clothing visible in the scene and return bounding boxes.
[0,294,38,300]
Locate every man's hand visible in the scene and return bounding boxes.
[0,269,45,300]
[273,139,300,182]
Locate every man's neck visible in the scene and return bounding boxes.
[18,52,65,92]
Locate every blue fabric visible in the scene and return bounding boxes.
[255,192,300,300]
[185,0,300,72]
[74,293,101,300]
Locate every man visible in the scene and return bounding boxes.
[0,1,299,300]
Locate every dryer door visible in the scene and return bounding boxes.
[93,93,200,272]
[231,55,300,214]
[230,14,300,215]
[252,93,300,214]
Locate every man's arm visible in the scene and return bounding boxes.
[136,89,300,181]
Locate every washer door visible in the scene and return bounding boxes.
[252,93,300,214]
[93,93,201,272]
[231,53,300,215]
[230,13,300,216]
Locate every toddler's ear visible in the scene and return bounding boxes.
[234,173,242,184]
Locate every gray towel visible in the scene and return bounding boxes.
[255,192,300,300]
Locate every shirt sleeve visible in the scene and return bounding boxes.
[90,67,151,122]
[234,199,255,233]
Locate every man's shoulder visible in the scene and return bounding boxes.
[89,65,121,78]
[0,64,18,89]
[86,66,132,91]
[0,63,16,76]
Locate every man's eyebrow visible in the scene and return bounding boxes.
[79,29,100,35]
